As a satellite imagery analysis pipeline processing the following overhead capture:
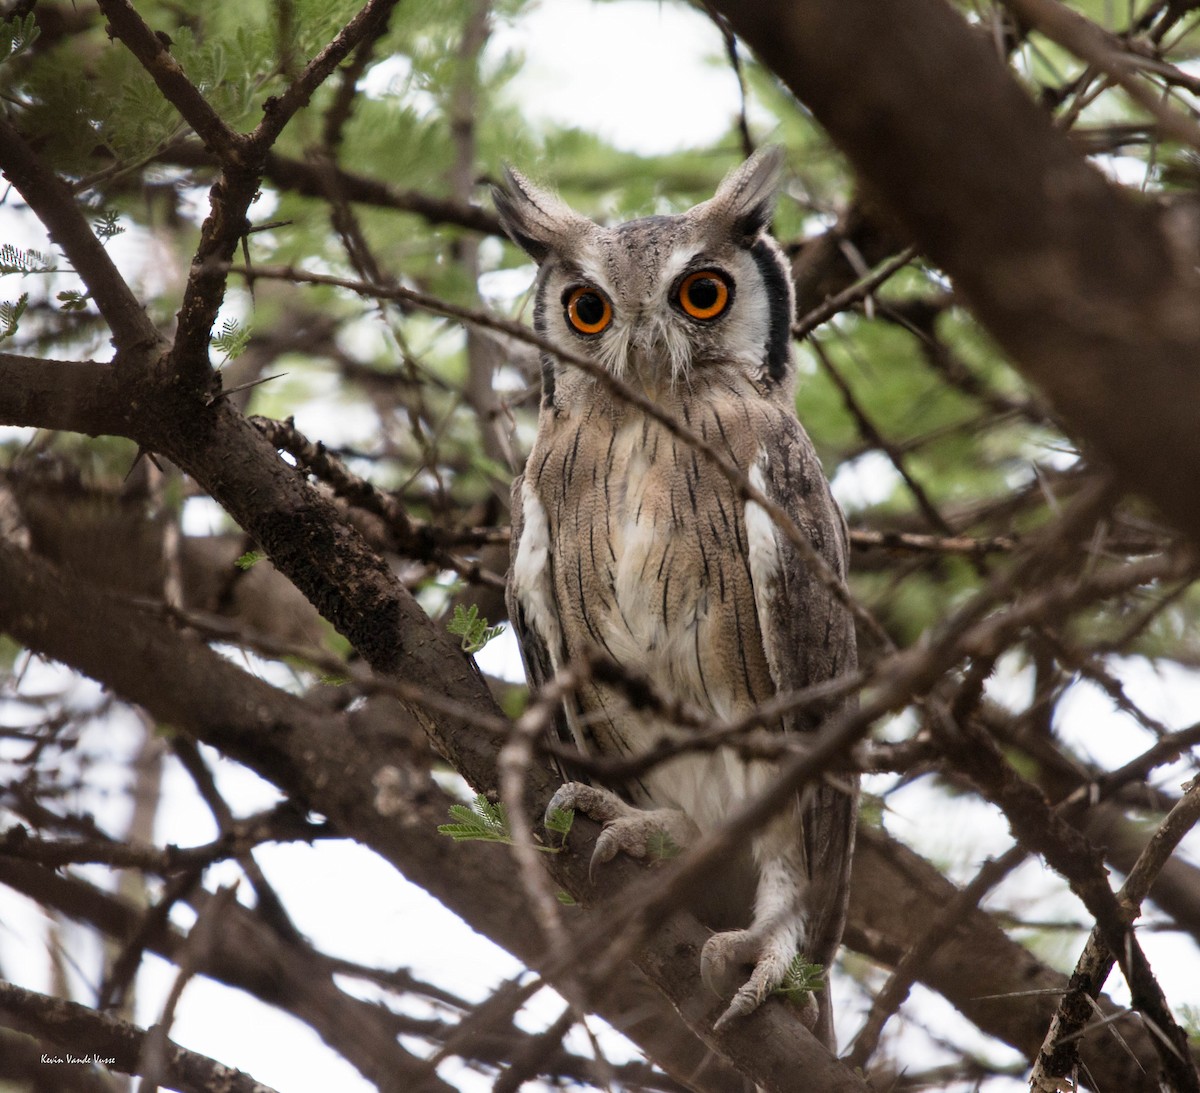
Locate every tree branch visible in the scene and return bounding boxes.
[0,353,131,436]
[0,978,279,1093]
[714,0,1200,546]
[0,117,164,358]
[94,0,245,164]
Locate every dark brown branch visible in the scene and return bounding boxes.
[1032,776,1200,1087]
[714,0,1200,547]
[935,707,1198,1090]
[0,979,280,1093]
[846,844,1028,1071]
[95,0,244,163]
[159,141,505,234]
[1004,0,1200,149]
[0,811,329,873]
[245,0,402,155]
[0,354,132,436]
[251,415,505,588]
[793,245,917,339]
[0,118,164,357]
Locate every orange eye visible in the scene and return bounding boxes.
[678,270,730,320]
[564,286,612,335]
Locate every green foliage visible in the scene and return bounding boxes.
[57,290,89,313]
[544,806,575,842]
[0,13,38,66]
[447,604,503,653]
[438,794,511,843]
[0,634,22,673]
[213,318,252,363]
[0,295,28,342]
[0,245,55,275]
[774,956,826,1004]
[1181,1003,1200,1043]
[93,210,126,243]
[646,829,682,861]
[235,550,266,570]
[437,794,570,853]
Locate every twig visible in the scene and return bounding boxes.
[1031,776,1200,1089]
[0,814,328,873]
[845,844,1028,1070]
[96,1,244,163]
[792,246,918,339]
[251,415,506,588]
[246,0,402,155]
[849,528,1017,554]
[0,116,164,357]
[811,336,956,535]
[1003,0,1200,151]
[937,706,1199,1090]
[140,884,240,1093]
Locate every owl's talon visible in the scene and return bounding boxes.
[543,782,695,873]
[702,923,803,1027]
[544,782,630,831]
[590,827,622,872]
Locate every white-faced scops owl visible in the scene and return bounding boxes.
[497,148,858,1048]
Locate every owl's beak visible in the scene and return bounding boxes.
[626,322,676,398]
[626,340,666,400]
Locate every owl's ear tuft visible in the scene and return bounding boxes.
[492,167,589,264]
[703,145,785,243]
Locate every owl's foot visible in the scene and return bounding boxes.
[701,922,816,1031]
[545,782,697,877]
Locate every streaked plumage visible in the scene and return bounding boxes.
[497,149,858,1047]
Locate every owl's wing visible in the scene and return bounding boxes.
[507,473,554,692]
[750,418,859,973]
[506,473,575,774]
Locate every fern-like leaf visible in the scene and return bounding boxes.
[544,807,575,840]
[93,210,126,242]
[437,794,511,843]
[57,289,89,313]
[0,294,28,342]
[235,550,265,570]
[774,956,826,1003]
[0,14,39,65]
[437,794,564,853]
[0,244,55,275]
[213,318,252,363]
[447,603,504,653]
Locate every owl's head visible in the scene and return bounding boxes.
[493,148,795,403]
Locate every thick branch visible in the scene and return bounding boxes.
[715,0,1200,545]
[0,354,131,436]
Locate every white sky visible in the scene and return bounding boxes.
[492,0,742,154]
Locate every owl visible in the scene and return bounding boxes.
[496,148,858,1048]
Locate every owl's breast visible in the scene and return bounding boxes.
[535,406,777,724]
